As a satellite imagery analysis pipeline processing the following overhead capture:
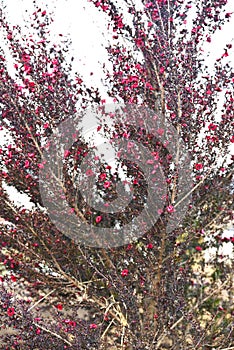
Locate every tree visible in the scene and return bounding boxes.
[0,0,233,349]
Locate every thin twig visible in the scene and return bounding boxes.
[27,288,56,312]
[33,322,73,346]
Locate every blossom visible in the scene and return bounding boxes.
[145,2,153,8]
[145,82,154,90]
[195,163,203,170]
[104,181,111,189]
[157,128,164,136]
[147,243,153,249]
[96,216,102,223]
[99,173,107,181]
[64,150,70,158]
[10,275,17,282]
[167,205,175,213]
[89,323,98,329]
[86,169,94,176]
[7,307,15,317]
[24,160,30,168]
[55,303,63,311]
[195,246,202,251]
[121,269,129,277]
[208,123,218,131]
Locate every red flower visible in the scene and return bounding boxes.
[10,275,17,282]
[7,307,15,317]
[104,181,111,188]
[96,216,102,223]
[55,303,63,311]
[195,163,203,170]
[64,150,70,158]
[121,269,129,277]
[145,82,154,90]
[147,243,153,249]
[230,136,234,143]
[195,246,202,251]
[86,169,94,176]
[99,173,107,181]
[208,123,218,131]
[167,205,175,213]
[24,160,30,168]
[89,323,97,329]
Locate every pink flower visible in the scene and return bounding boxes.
[157,128,164,136]
[43,123,50,129]
[121,269,129,277]
[145,82,154,90]
[38,163,44,169]
[96,216,102,224]
[99,173,107,181]
[104,181,111,189]
[24,65,31,74]
[195,246,202,251]
[145,2,153,8]
[7,307,15,317]
[86,169,94,176]
[24,160,30,168]
[64,150,70,158]
[55,303,63,311]
[167,205,175,213]
[10,275,17,282]
[195,163,203,170]
[147,243,153,249]
[208,123,218,131]
[89,323,98,329]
